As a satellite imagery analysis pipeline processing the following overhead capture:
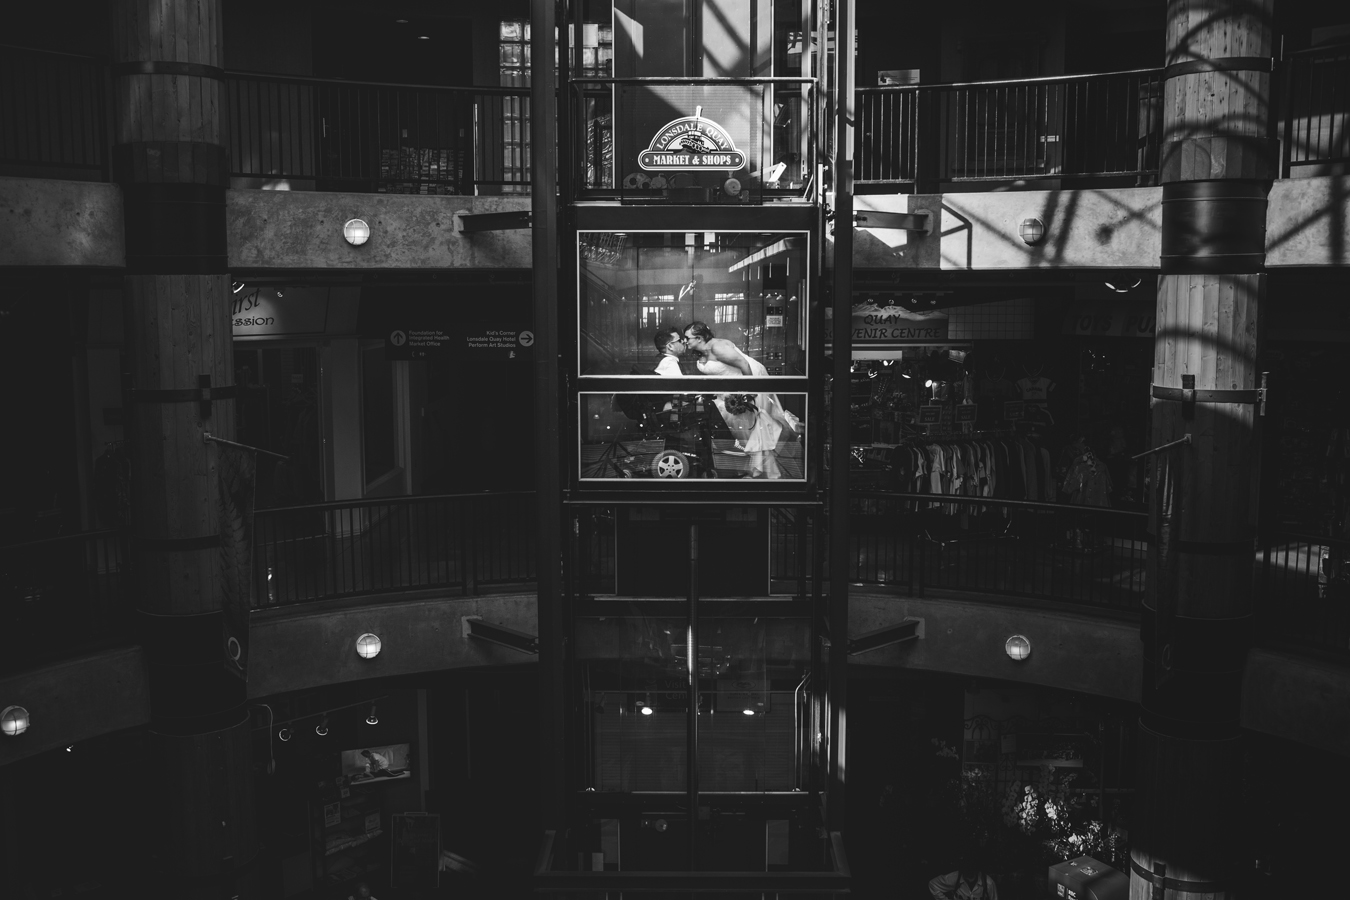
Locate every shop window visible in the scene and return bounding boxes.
[714,304,739,325]
[362,344,397,486]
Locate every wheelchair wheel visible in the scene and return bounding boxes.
[651,450,692,478]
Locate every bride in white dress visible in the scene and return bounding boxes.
[681,321,798,478]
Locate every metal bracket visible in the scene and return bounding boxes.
[462,615,539,654]
[126,374,237,420]
[853,210,932,233]
[848,618,924,655]
[454,209,533,234]
[1151,374,1266,422]
[1131,434,1191,461]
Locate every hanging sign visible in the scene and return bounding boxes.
[825,303,949,347]
[917,405,943,425]
[639,108,746,171]
[1003,400,1025,421]
[385,324,534,361]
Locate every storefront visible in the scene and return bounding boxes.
[231,284,360,507]
[836,281,1153,511]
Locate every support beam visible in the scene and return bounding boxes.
[827,0,855,839]
[532,0,567,839]
[1131,1,1274,897]
[112,1,258,896]
[455,209,533,233]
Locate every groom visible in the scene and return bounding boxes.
[653,327,686,376]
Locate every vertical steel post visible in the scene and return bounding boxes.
[688,521,700,868]
[533,0,566,840]
[827,0,855,837]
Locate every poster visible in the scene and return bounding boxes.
[391,813,440,889]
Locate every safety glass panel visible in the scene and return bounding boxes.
[578,231,807,377]
[580,392,808,481]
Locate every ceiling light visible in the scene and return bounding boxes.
[343,218,371,246]
[1005,635,1032,661]
[418,35,431,40]
[356,633,382,659]
[742,708,756,716]
[65,745,73,752]
[366,705,379,725]
[278,727,292,742]
[316,716,329,736]
[1104,277,1143,293]
[395,18,409,23]
[232,281,246,294]
[640,704,653,716]
[0,706,29,737]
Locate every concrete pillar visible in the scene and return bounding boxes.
[111,1,259,896]
[1133,1,1275,897]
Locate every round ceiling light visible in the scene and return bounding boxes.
[343,218,371,246]
[356,633,382,659]
[1,705,30,736]
[1005,634,1032,661]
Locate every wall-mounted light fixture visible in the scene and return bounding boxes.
[1019,217,1045,245]
[366,705,379,725]
[278,727,293,742]
[343,218,371,246]
[1,705,29,736]
[315,716,329,736]
[639,697,653,716]
[356,633,382,659]
[1104,277,1143,293]
[1005,634,1032,661]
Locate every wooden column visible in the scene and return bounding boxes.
[1132,1,1274,897]
[112,2,258,897]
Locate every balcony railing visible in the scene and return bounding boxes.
[1282,42,1350,176]
[0,45,109,178]
[9,49,1350,191]
[6,495,1350,670]
[0,530,132,672]
[856,68,1164,186]
[223,72,530,193]
[254,491,538,605]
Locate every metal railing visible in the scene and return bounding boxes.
[0,45,109,178]
[254,491,537,606]
[1282,42,1350,176]
[8,494,1350,663]
[11,48,1350,191]
[222,72,530,193]
[1260,532,1350,653]
[857,68,1164,185]
[789,492,1150,610]
[0,530,131,671]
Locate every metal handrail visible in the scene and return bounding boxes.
[224,69,530,96]
[857,67,1163,91]
[257,489,535,516]
[851,490,1149,522]
[571,76,818,85]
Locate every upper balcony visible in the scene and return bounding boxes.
[4,42,1346,196]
